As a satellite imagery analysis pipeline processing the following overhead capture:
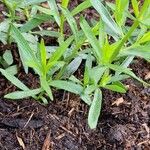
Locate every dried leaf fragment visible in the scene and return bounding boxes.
[16,133,26,150]
[42,130,52,150]
[112,97,124,106]
[145,72,150,80]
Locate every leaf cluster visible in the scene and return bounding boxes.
[0,0,150,129]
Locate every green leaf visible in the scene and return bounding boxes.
[102,38,119,63]
[100,71,111,87]
[84,85,97,95]
[0,20,10,33]
[104,81,127,93]
[106,64,150,86]
[69,75,82,84]
[20,14,54,32]
[115,56,134,76]
[3,50,13,65]
[71,0,91,16]
[61,7,79,43]
[31,30,59,38]
[110,74,129,82]
[138,0,150,20]
[61,0,69,8]
[48,0,61,26]
[46,36,73,70]
[131,0,139,17]
[99,20,105,48]
[80,94,92,105]
[80,18,102,62]
[4,88,41,99]
[120,44,150,60]
[140,18,150,27]
[40,96,48,104]
[90,0,121,36]
[88,89,102,129]
[50,80,83,95]
[84,54,93,85]
[115,0,129,26]
[89,66,107,85]
[5,65,18,75]
[62,56,82,78]
[21,0,47,7]
[34,5,51,15]
[0,68,29,90]
[138,31,150,43]
[40,39,47,74]
[11,24,39,71]
[40,76,53,100]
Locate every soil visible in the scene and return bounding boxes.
[0,1,150,150]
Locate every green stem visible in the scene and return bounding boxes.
[59,0,70,43]
[6,23,12,44]
[59,16,65,42]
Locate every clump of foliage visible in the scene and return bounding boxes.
[0,0,150,129]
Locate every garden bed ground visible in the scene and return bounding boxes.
[0,43,150,149]
[0,0,150,150]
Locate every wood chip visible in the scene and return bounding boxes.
[68,108,75,117]
[16,133,26,150]
[24,111,34,128]
[55,133,65,140]
[145,72,150,80]
[112,97,124,106]
[142,123,150,138]
[42,130,52,150]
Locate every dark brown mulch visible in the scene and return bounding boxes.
[0,0,150,150]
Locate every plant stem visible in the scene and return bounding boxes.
[6,23,12,44]
[59,16,65,42]
[59,0,70,43]
[110,19,139,62]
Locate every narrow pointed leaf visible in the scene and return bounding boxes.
[40,76,53,100]
[11,25,39,68]
[50,80,83,95]
[4,88,41,99]
[20,14,53,32]
[115,0,129,26]
[120,45,150,60]
[106,64,150,86]
[46,36,73,70]
[131,0,139,17]
[71,0,91,16]
[48,0,61,26]
[104,82,127,93]
[61,7,79,43]
[90,0,121,36]
[88,89,102,129]
[40,39,47,72]
[0,68,28,90]
[80,18,102,61]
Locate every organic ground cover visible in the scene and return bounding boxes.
[0,0,150,149]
